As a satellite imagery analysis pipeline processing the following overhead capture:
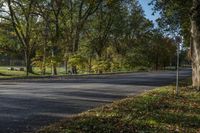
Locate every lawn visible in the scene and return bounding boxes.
[0,66,150,79]
[0,66,28,78]
[0,66,67,78]
[38,79,200,133]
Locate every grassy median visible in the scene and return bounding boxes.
[38,79,200,133]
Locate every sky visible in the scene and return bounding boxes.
[138,0,160,24]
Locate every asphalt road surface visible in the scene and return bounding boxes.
[0,69,191,133]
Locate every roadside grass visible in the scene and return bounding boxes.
[38,79,200,133]
[0,66,66,78]
[0,66,150,79]
[0,65,178,79]
[0,67,28,78]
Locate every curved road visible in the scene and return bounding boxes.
[0,69,191,133]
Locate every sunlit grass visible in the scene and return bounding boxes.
[0,66,67,78]
[0,66,150,79]
[0,66,27,77]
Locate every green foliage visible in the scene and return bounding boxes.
[68,55,88,72]
[92,60,111,73]
[0,22,21,57]
[0,0,182,76]
[151,0,192,46]
[110,61,121,72]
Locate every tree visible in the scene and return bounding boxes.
[151,0,200,88]
[0,0,179,76]
[191,0,200,88]
[0,0,38,76]
[64,0,103,74]
[0,21,22,58]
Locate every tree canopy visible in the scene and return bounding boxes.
[151,0,200,87]
[0,0,180,75]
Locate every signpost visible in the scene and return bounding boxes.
[175,36,182,96]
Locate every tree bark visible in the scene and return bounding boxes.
[88,56,92,73]
[191,0,200,88]
[25,51,33,76]
[64,60,68,74]
[64,53,68,75]
[51,48,57,76]
[42,44,46,75]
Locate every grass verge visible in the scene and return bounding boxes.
[0,66,183,79]
[0,66,149,80]
[37,79,200,133]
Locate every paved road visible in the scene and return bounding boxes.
[0,69,191,133]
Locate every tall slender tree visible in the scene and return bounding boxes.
[5,0,38,76]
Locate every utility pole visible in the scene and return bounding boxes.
[175,36,182,96]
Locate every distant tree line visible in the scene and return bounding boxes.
[0,0,185,76]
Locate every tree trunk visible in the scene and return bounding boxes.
[42,45,46,75]
[51,49,57,76]
[64,46,69,75]
[97,54,103,74]
[88,56,92,73]
[72,65,77,74]
[191,0,200,88]
[25,51,33,76]
[64,59,68,75]
[155,53,159,70]
[73,30,80,53]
